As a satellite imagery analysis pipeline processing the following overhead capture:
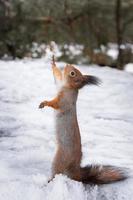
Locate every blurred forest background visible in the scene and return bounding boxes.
[0,0,133,70]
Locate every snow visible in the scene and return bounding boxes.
[125,63,133,73]
[0,58,133,200]
[107,43,133,60]
[107,49,118,60]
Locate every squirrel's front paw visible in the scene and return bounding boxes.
[39,101,48,109]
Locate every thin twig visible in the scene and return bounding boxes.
[52,54,56,66]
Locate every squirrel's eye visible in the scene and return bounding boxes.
[70,71,76,77]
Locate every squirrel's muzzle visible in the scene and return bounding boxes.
[83,75,101,86]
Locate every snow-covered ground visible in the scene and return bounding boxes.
[0,59,133,200]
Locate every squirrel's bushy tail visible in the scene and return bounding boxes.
[80,165,127,184]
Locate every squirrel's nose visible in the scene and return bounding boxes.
[83,75,101,86]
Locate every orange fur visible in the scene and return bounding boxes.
[52,63,62,82]
[39,97,59,110]
[39,91,64,110]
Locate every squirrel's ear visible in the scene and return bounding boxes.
[52,63,62,84]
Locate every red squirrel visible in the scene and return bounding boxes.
[39,62,126,184]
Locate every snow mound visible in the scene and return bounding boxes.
[44,174,133,200]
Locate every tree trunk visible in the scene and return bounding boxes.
[115,0,124,70]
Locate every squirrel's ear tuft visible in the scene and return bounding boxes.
[83,75,101,86]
